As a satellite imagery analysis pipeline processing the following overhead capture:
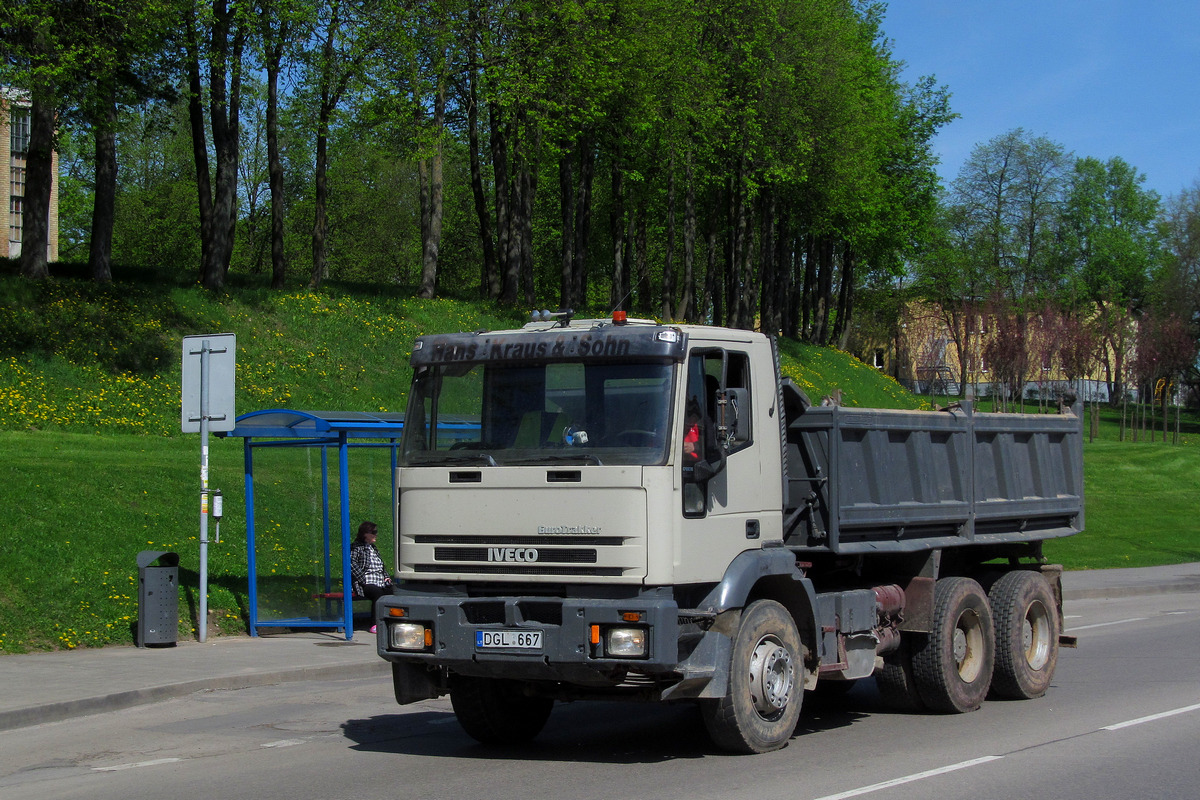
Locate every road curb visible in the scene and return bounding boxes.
[0,658,389,733]
[1064,579,1200,601]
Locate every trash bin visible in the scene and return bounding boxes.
[137,550,179,647]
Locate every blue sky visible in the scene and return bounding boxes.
[881,1,1200,200]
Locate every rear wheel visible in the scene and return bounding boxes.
[701,600,805,754]
[989,570,1059,699]
[449,676,554,744]
[911,577,994,713]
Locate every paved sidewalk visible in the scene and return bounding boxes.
[0,628,387,732]
[1,563,1197,733]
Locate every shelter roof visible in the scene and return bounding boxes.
[222,409,406,440]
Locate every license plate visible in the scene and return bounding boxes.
[476,629,543,650]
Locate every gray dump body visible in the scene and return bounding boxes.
[783,394,1084,554]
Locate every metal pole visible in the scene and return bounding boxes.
[199,341,210,644]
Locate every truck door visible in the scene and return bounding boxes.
[676,348,765,583]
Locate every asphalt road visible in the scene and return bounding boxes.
[2,592,1197,800]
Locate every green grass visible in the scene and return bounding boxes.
[0,270,1197,652]
[1045,437,1200,570]
[777,338,923,410]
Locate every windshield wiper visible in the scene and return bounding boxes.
[419,452,498,467]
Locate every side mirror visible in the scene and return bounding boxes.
[691,454,724,482]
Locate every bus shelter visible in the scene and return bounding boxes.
[222,409,474,638]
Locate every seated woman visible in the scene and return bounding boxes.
[350,521,392,634]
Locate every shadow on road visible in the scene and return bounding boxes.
[341,682,877,763]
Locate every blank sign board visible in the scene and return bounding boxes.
[181,333,236,433]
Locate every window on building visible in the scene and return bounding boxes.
[9,197,21,244]
[10,109,31,155]
[10,107,31,247]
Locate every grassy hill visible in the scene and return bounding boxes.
[1,270,1196,653]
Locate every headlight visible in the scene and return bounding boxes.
[605,627,647,658]
[389,621,429,651]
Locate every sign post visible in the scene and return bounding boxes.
[182,334,236,643]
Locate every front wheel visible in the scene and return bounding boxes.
[989,570,1060,699]
[449,676,554,744]
[911,577,994,713]
[701,599,805,754]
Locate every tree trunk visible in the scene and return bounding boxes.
[706,221,721,326]
[184,7,213,281]
[520,148,536,306]
[89,89,118,283]
[800,235,815,339]
[467,68,495,299]
[489,106,510,300]
[758,195,776,334]
[783,234,801,338]
[19,90,54,280]
[311,108,331,288]
[729,175,747,329]
[419,75,446,300]
[635,202,650,315]
[833,245,855,350]
[206,0,242,290]
[813,236,834,344]
[675,152,696,322]
[661,158,676,320]
[572,140,594,308]
[559,152,575,308]
[265,39,287,289]
[609,157,626,310]
[500,118,522,304]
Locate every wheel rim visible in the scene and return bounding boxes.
[1022,599,1053,670]
[952,608,985,683]
[748,636,795,719]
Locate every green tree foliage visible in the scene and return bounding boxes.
[948,128,1070,303]
[1155,180,1200,404]
[916,132,1172,403]
[23,0,951,352]
[1056,156,1161,399]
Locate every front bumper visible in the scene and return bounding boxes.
[376,585,731,701]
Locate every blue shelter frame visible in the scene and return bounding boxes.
[222,410,407,638]
[223,410,479,638]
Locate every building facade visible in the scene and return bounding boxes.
[1,89,58,261]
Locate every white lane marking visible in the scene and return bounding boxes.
[1068,617,1146,631]
[810,756,1004,800]
[1063,614,1082,620]
[261,739,306,748]
[1103,702,1200,731]
[93,758,183,772]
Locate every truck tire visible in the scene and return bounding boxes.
[701,599,805,754]
[988,570,1059,699]
[875,633,926,712]
[449,676,553,744]
[911,577,994,713]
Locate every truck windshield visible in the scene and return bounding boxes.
[401,360,675,467]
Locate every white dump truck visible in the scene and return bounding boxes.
[375,312,1083,753]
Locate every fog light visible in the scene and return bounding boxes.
[389,622,428,651]
[605,627,647,657]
